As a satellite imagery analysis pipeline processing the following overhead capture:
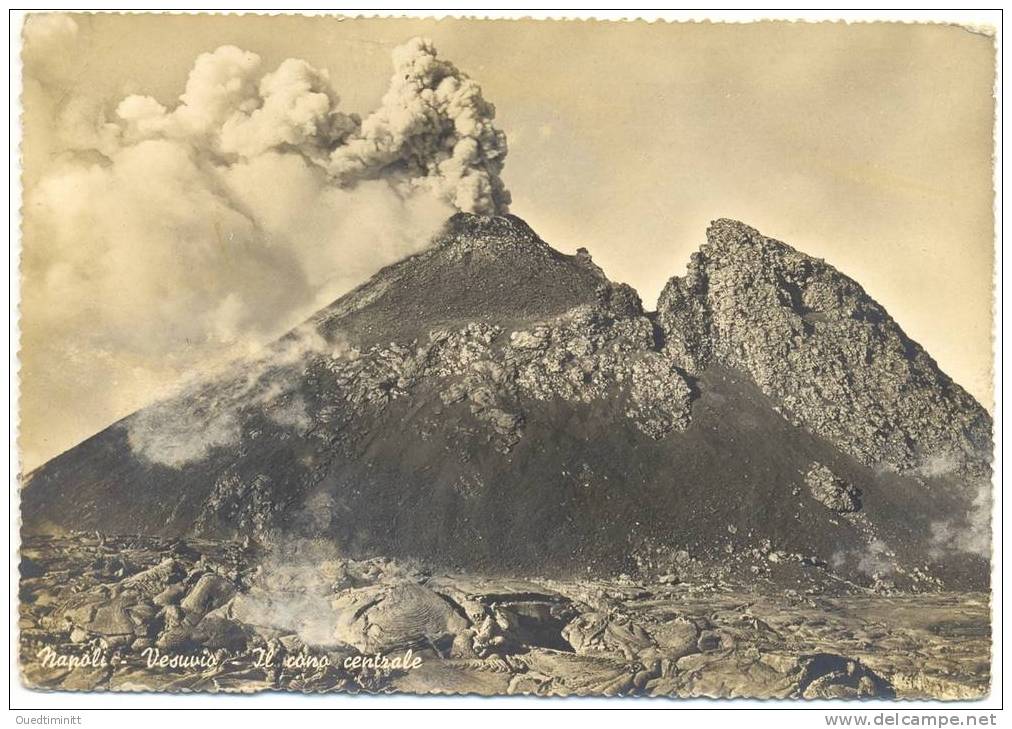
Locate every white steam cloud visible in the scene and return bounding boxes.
[21,22,509,470]
[929,477,992,559]
[125,326,343,469]
[830,537,896,579]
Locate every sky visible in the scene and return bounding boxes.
[18,14,997,470]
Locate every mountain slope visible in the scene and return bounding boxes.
[659,219,991,478]
[21,214,992,589]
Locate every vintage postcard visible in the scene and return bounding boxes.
[15,12,997,703]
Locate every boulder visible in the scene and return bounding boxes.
[180,574,236,617]
[85,601,134,636]
[805,463,861,512]
[331,581,469,654]
[120,558,185,597]
[647,616,700,660]
[153,583,186,607]
[562,611,655,659]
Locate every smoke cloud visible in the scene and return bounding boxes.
[929,477,992,559]
[326,37,510,215]
[21,24,509,469]
[232,540,348,646]
[830,537,896,579]
[112,37,509,212]
[124,326,343,469]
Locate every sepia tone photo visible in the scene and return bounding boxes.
[16,13,996,700]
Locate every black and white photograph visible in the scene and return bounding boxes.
[9,8,1003,719]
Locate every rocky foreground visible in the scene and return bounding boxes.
[19,534,990,699]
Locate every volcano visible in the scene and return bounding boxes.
[21,214,992,589]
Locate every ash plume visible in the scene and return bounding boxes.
[21,25,507,469]
[326,37,511,215]
[114,37,509,212]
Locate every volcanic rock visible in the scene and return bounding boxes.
[657,219,990,478]
[180,574,236,618]
[805,463,861,512]
[331,581,469,654]
[17,535,991,698]
[20,214,992,589]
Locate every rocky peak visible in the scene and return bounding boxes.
[433,213,554,261]
[703,218,767,252]
[659,219,992,477]
[313,213,614,349]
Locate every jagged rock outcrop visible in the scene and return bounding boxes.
[312,299,692,449]
[658,219,991,479]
